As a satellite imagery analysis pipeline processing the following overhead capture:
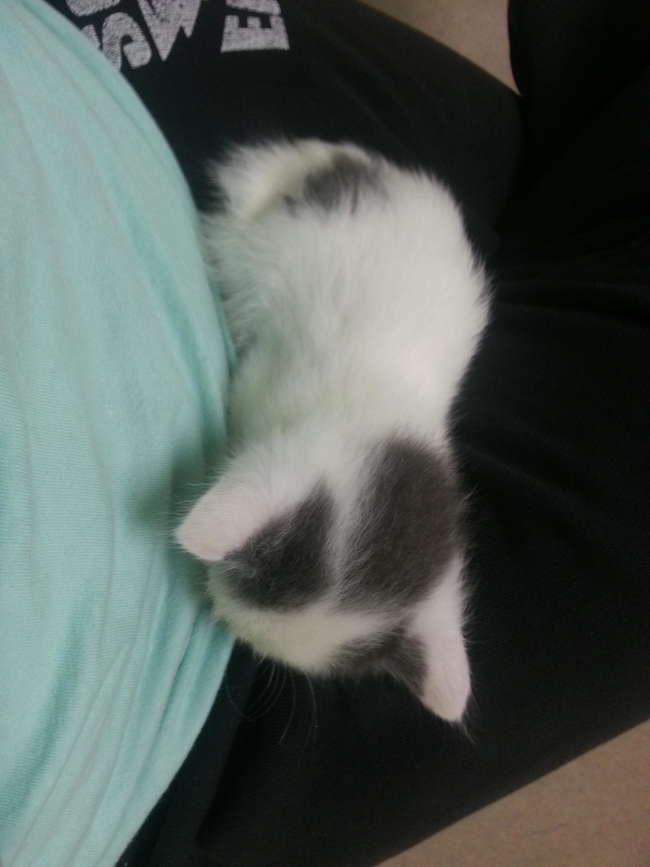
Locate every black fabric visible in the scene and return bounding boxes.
[47,0,523,257]
[44,1,650,865]
[115,643,257,867]
[507,0,650,175]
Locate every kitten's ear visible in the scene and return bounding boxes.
[407,558,471,721]
[176,474,272,562]
[176,483,229,561]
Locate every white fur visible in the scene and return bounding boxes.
[207,576,387,672]
[177,141,488,719]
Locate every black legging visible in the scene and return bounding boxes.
[43,0,650,864]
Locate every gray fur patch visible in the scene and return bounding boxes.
[221,486,332,611]
[301,153,385,212]
[341,439,461,610]
[333,628,427,695]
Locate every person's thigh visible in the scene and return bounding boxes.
[184,5,650,867]
[69,0,645,865]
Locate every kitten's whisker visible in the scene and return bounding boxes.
[297,674,319,764]
[248,660,279,716]
[222,668,252,722]
[256,663,288,720]
[278,669,297,745]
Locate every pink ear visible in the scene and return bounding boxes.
[176,473,276,562]
[176,484,230,561]
[409,557,471,721]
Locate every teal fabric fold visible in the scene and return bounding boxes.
[0,2,233,865]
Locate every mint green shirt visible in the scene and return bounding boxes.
[0,2,233,865]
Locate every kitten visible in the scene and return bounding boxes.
[177,140,488,721]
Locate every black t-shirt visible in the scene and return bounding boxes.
[46,0,522,255]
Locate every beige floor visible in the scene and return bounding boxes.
[357,2,649,866]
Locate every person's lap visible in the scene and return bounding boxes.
[18,0,650,864]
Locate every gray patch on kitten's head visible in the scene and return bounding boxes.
[217,439,461,617]
[341,439,462,611]
[290,152,386,213]
[219,485,333,612]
